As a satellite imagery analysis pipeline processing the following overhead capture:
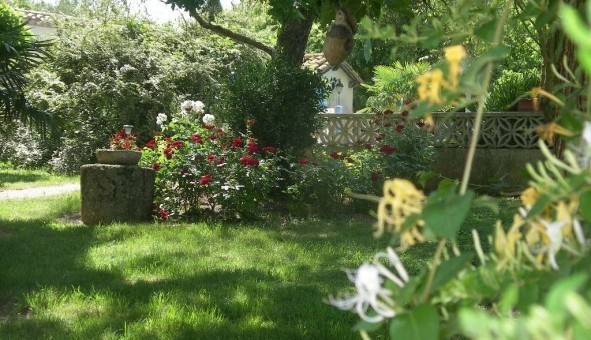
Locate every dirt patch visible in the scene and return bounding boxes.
[57,212,83,225]
[0,228,15,239]
[0,183,79,200]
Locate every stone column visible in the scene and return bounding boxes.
[80,164,155,225]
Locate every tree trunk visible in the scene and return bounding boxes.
[275,13,315,66]
[539,0,586,156]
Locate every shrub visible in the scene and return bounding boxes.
[214,58,329,154]
[140,102,283,220]
[486,69,540,111]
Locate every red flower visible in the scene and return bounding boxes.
[199,174,213,185]
[204,125,214,130]
[210,134,217,141]
[159,208,168,221]
[396,123,405,132]
[330,151,341,160]
[247,140,259,155]
[417,120,426,128]
[382,109,394,115]
[371,172,383,182]
[262,146,277,153]
[383,122,392,127]
[401,110,409,119]
[163,137,171,142]
[145,139,156,148]
[181,168,189,175]
[152,163,160,171]
[312,161,319,166]
[240,156,259,167]
[345,157,354,163]
[207,154,216,163]
[231,137,243,148]
[379,144,398,155]
[299,158,309,165]
[216,156,226,166]
[364,143,372,150]
[375,135,383,142]
[246,119,255,127]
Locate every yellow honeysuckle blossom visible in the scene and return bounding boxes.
[444,45,466,88]
[535,122,575,145]
[494,216,523,269]
[376,179,425,248]
[416,69,446,105]
[520,187,540,208]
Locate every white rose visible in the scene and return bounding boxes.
[180,100,194,112]
[193,100,205,113]
[156,113,168,126]
[202,113,215,125]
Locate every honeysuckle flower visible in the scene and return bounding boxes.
[535,122,575,145]
[329,247,408,323]
[494,217,523,267]
[156,113,168,126]
[520,187,540,209]
[202,114,215,125]
[416,69,445,104]
[443,45,466,88]
[376,179,425,247]
[539,219,567,270]
[582,121,591,146]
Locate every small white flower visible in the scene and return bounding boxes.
[202,113,215,125]
[181,100,194,112]
[193,100,205,113]
[329,247,408,323]
[156,113,168,126]
[540,219,567,270]
[583,121,591,146]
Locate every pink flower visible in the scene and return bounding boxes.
[247,140,259,155]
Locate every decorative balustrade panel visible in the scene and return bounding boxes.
[317,112,545,149]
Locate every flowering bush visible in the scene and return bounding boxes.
[140,100,283,220]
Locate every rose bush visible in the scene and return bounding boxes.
[140,100,283,220]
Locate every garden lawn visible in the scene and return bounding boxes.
[0,192,519,339]
[0,164,79,190]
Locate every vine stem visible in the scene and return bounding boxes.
[459,1,513,196]
[420,1,514,304]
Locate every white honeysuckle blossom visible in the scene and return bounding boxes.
[156,113,168,126]
[329,247,408,323]
[540,219,567,270]
[583,122,591,146]
[202,113,215,125]
[573,219,586,247]
[193,100,205,113]
[181,100,194,112]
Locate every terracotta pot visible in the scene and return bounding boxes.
[96,149,142,166]
[518,99,536,112]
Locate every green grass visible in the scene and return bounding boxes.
[0,167,79,190]
[0,179,520,339]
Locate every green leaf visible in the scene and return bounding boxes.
[431,253,473,291]
[577,48,591,77]
[579,190,591,223]
[475,19,497,43]
[353,319,384,332]
[364,38,372,62]
[516,284,539,311]
[560,5,591,49]
[389,304,439,340]
[499,284,518,315]
[423,186,474,241]
[462,46,509,92]
[472,195,499,214]
[526,193,551,219]
[417,171,437,188]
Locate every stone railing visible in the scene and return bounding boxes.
[317,112,545,149]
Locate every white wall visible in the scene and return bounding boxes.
[322,68,354,114]
[28,25,57,39]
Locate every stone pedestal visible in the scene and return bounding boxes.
[81,164,155,225]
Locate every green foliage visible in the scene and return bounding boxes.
[486,69,540,111]
[0,3,52,134]
[16,17,253,173]
[214,58,329,153]
[364,61,431,112]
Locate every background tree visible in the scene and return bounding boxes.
[0,3,52,135]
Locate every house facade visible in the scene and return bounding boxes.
[19,9,58,38]
[303,53,363,114]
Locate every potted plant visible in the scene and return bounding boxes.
[96,125,142,165]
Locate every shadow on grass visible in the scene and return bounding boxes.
[0,217,368,339]
[0,173,45,189]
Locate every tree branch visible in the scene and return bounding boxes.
[187,8,275,57]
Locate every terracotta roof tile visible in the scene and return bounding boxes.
[303,53,363,87]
